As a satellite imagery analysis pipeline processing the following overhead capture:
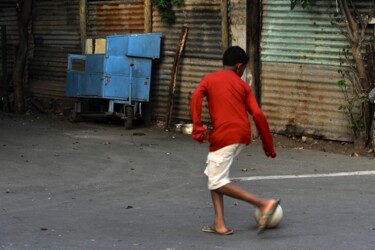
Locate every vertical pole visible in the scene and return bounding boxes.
[246,0,261,103]
[129,64,134,105]
[165,27,189,130]
[144,0,152,33]
[13,0,32,114]
[221,0,229,52]
[1,25,9,112]
[80,0,87,54]
[143,0,153,126]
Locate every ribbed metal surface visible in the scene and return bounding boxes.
[28,0,81,98]
[261,1,349,66]
[260,0,372,141]
[0,0,16,8]
[151,0,222,123]
[0,4,18,81]
[87,0,144,36]
[261,62,352,141]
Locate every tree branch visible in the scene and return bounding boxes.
[349,0,369,46]
[337,0,354,43]
[338,0,359,43]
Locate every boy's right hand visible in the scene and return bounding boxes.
[192,125,207,143]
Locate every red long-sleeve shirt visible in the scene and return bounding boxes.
[190,70,276,157]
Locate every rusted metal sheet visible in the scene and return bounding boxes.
[0,0,16,8]
[0,4,18,81]
[261,62,352,141]
[87,0,144,36]
[262,1,350,66]
[151,0,222,123]
[260,0,372,141]
[29,0,145,99]
[28,0,81,98]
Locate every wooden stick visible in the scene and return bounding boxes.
[165,26,189,130]
[144,0,152,33]
[221,0,229,51]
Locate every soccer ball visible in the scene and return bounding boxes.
[254,204,283,228]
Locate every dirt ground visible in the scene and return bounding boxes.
[266,133,374,158]
[160,117,375,158]
[9,108,375,159]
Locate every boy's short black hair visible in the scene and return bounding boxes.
[222,46,249,66]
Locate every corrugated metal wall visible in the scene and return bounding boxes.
[260,0,369,141]
[28,0,144,100]
[3,0,370,141]
[0,1,16,8]
[87,0,144,36]
[28,0,81,98]
[0,2,18,90]
[151,0,222,123]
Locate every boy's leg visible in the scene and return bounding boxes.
[208,183,275,233]
[210,190,230,233]
[204,144,276,233]
[217,183,276,214]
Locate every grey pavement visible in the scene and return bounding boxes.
[0,112,375,250]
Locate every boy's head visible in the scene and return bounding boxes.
[222,46,249,77]
[223,46,249,66]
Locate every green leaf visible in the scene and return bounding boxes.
[152,0,184,24]
[290,0,312,10]
[337,79,346,87]
[171,0,184,5]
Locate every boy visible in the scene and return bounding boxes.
[190,46,279,235]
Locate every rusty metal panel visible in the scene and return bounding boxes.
[261,1,348,66]
[260,0,372,141]
[29,0,145,99]
[0,4,18,81]
[261,62,353,141]
[151,0,222,123]
[28,0,81,98]
[87,0,144,36]
[0,0,16,8]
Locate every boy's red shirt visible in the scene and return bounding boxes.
[190,69,276,157]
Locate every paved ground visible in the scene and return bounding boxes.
[1,112,375,250]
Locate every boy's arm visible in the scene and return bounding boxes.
[245,87,276,158]
[190,81,207,143]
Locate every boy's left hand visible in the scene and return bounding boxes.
[263,144,276,158]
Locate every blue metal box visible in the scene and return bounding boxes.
[66,33,162,128]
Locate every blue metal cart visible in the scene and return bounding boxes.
[66,33,162,129]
